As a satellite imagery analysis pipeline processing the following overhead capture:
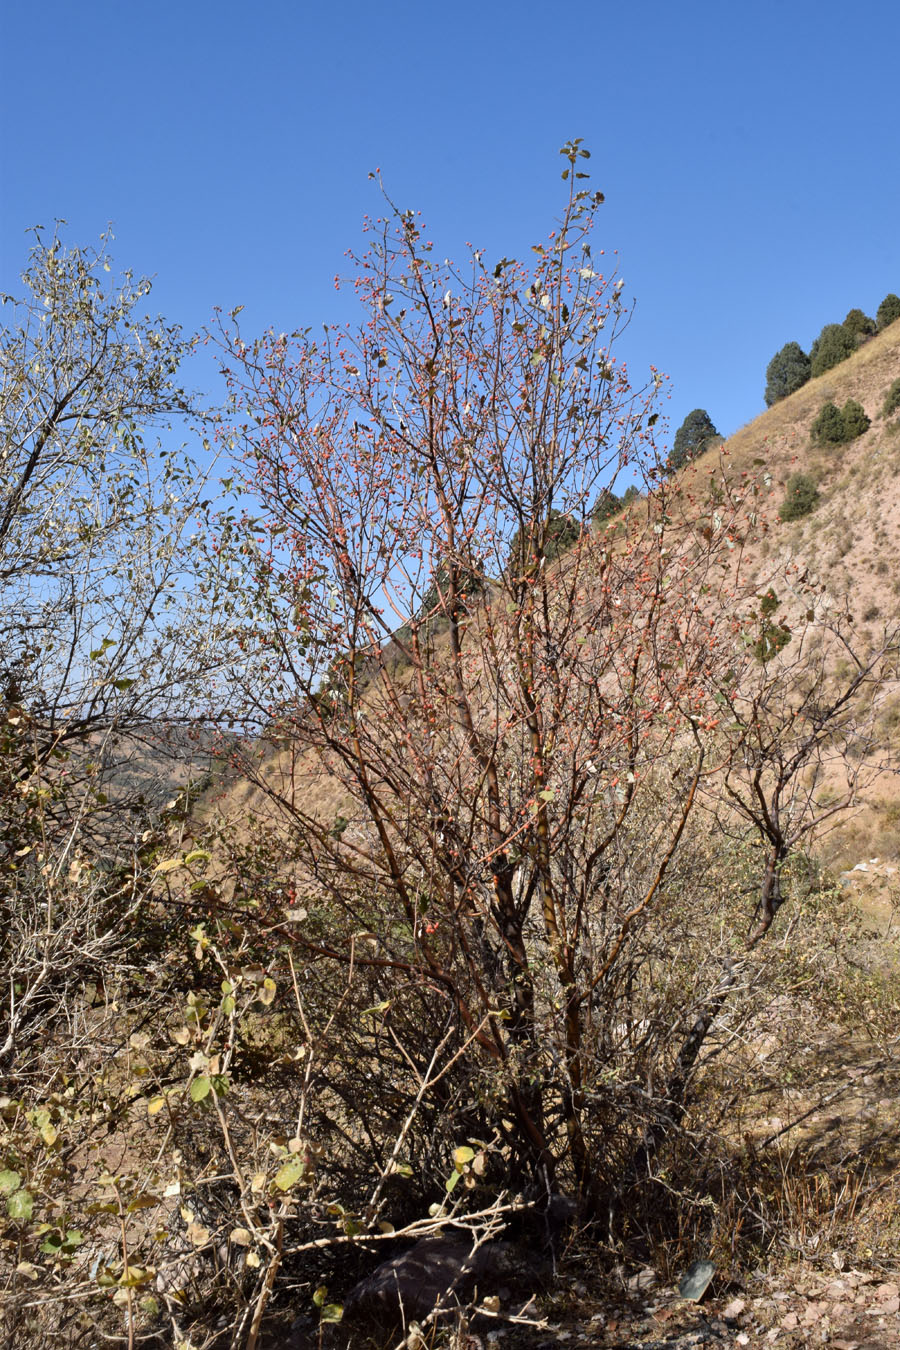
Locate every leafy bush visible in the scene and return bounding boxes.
[764,341,811,406]
[779,472,820,520]
[810,323,857,377]
[843,308,875,338]
[752,587,792,660]
[883,377,900,419]
[669,407,718,472]
[753,589,792,662]
[811,401,849,446]
[876,292,900,330]
[811,399,870,446]
[840,398,870,439]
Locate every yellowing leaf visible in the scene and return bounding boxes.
[153,857,185,874]
[273,1158,306,1191]
[119,1264,153,1287]
[452,1146,475,1170]
[147,1096,166,1116]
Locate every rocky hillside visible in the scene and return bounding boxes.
[686,320,900,869]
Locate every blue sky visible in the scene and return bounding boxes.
[2,0,898,453]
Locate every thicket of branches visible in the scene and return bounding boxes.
[2,164,898,1349]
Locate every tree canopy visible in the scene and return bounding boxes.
[668,407,719,471]
[765,340,811,406]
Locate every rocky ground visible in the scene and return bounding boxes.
[511,1264,900,1349]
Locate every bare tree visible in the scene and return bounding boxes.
[211,145,869,1219]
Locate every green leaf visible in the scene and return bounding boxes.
[7,1188,33,1220]
[0,1170,21,1196]
[320,1304,343,1323]
[189,1076,211,1103]
[445,1169,461,1194]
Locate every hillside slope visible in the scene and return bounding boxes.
[686,321,900,868]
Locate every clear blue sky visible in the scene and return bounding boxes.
[2,0,898,450]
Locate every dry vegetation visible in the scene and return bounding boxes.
[3,193,900,1350]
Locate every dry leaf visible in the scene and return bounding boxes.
[186,1221,210,1246]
